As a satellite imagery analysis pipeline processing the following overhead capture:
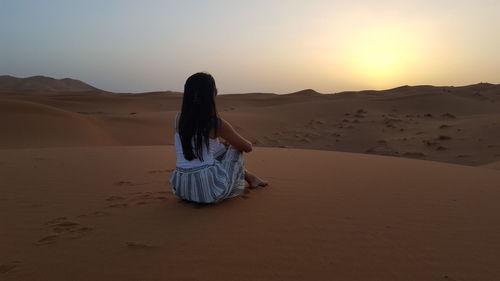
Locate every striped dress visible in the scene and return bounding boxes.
[169,117,246,203]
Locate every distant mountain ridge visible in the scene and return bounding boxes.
[1,75,498,95]
[0,75,102,92]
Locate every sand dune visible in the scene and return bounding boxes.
[0,99,116,148]
[0,75,101,92]
[482,160,500,170]
[1,77,500,280]
[1,146,499,280]
[1,80,500,165]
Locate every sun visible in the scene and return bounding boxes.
[343,25,420,87]
[353,41,406,77]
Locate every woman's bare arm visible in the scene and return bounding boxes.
[218,118,252,152]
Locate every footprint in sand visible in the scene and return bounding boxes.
[441,113,456,119]
[403,152,426,158]
[423,140,439,147]
[439,124,453,129]
[103,191,171,208]
[37,234,60,245]
[115,181,133,186]
[78,211,109,218]
[0,261,21,274]
[442,274,460,280]
[114,181,155,187]
[148,169,173,174]
[126,241,159,249]
[106,195,125,202]
[47,219,78,229]
[438,135,452,140]
[107,203,128,208]
[67,227,93,239]
[132,192,170,203]
[354,109,367,118]
[33,157,49,161]
[38,217,93,245]
[44,217,68,225]
[52,221,79,233]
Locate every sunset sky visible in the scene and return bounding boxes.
[1,0,499,93]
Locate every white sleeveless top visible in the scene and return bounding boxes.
[174,114,222,169]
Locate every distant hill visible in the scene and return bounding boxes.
[285,89,322,96]
[0,75,102,92]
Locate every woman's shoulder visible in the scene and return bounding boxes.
[218,117,235,130]
[217,116,228,125]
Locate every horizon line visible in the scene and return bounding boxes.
[1,74,499,95]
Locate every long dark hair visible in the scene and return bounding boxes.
[179,72,219,161]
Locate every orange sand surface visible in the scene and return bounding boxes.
[1,146,500,281]
[1,81,500,166]
[1,77,500,280]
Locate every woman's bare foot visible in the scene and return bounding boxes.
[245,170,268,188]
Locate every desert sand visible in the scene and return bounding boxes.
[1,76,500,166]
[1,76,500,280]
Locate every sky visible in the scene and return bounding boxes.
[1,0,500,94]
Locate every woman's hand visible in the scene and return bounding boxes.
[220,138,230,148]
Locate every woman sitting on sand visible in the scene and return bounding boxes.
[170,72,268,203]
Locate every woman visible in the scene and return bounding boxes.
[170,72,268,203]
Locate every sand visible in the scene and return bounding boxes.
[1,81,500,165]
[1,77,500,280]
[1,146,500,280]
